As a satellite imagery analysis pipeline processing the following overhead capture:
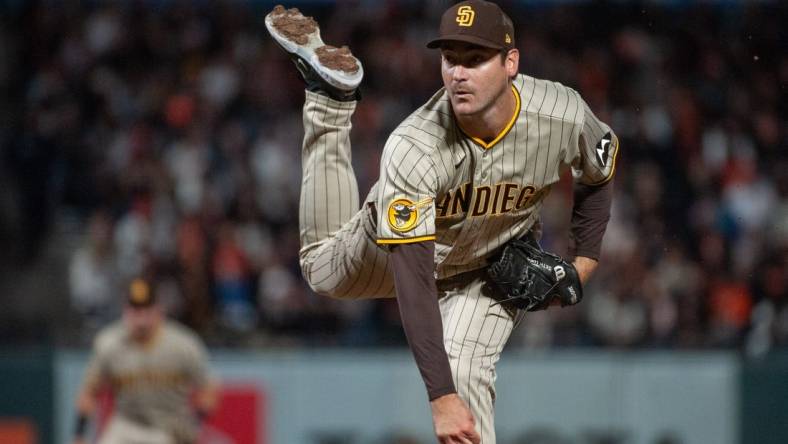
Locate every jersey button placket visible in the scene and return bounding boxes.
[480,150,491,181]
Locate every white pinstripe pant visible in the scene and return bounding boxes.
[298,91,519,443]
[98,416,175,444]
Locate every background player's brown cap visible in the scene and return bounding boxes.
[127,278,157,308]
[427,0,515,50]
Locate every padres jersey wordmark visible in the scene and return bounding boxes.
[435,182,550,218]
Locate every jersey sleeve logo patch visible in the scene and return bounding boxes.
[595,132,614,167]
[387,197,432,232]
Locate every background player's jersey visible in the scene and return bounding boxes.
[83,320,213,442]
[373,73,618,279]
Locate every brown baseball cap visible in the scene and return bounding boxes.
[427,0,515,51]
[127,278,157,308]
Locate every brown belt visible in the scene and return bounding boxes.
[435,267,489,293]
[436,266,520,319]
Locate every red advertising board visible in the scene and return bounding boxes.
[200,384,264,444]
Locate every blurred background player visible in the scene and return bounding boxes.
[72,278,219,444]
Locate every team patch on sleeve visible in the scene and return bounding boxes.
[595,132,615,168]
[377,196,436,244]
[388,198,418,232]
[387,197,432,232]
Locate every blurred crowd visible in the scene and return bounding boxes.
[0,1,785,350]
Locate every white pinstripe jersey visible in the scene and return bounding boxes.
[84,320,214,442]
[372,73,619,280]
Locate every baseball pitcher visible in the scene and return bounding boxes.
[266,1,618,442]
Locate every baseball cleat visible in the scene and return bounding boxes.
[265,5,363,101]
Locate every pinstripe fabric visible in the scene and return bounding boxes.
[299,91,359,248]
[99,416,175,444]
[297,74,617,443]
[377,75,608,281]
[569,95,619,185]
[439,277,515,443]
[298,91,395,299]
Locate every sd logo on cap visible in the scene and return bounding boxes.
[427,0,515,51]
[128,278,157,307]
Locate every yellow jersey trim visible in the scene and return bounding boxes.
[376,235,437,245]
[458,85,521,150]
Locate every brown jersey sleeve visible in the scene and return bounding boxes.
[568,178,614,260]
[390,241,456,401]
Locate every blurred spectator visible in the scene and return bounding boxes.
[113,195,152,280]
[164,126,210,215]
[747,256,788,356]
[586,265,649,347]
[176,215,213,332]
[69,210,119,329]
[213,220,256,333]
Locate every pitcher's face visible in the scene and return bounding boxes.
[441,42,517,117]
